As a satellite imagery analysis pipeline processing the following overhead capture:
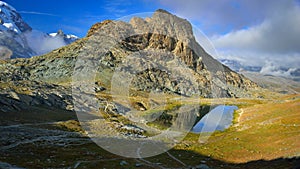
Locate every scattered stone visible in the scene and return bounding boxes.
[120,160,128,166]
[195,164,210,169]
[234,137,239,140]
[135,163,142,167]
[8,91,20,100]
[94,86,105,92]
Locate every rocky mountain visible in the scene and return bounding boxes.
[0,1,78,59]
[0,9,260,115]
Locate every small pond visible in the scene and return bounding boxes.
[192,105,238,133]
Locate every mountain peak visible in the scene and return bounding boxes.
[155,9,171,14]
[87,20,113,37]
[57,29,64,36]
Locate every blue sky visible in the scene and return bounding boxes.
[5,0,164,37]
[4,0,300,72]
[5,0,250,37]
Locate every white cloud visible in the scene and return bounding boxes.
[19,11,60,17]
[260,61,297,77]
[25,30,67,55]
[211,4,300,68]
[158,0,294,33]
[103,0,130,17]
[158,0,300,70]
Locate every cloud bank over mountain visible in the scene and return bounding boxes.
[211,2,300,67]
[158,0,300,77]
[24,31,65,55]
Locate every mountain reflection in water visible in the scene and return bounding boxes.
[192,105,238,133]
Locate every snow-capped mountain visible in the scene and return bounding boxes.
[0,1,34,59]
[0,1,78,59]
[49,30,79,44]
[0,1,31,33]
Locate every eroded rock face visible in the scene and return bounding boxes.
[87,20,113,37]
[81,9,257,97]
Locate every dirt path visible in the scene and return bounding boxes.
[237,108,244,124]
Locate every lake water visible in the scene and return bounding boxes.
[192,105,238,133]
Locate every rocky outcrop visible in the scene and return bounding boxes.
[0,80,73,113]
[87,20,113,37]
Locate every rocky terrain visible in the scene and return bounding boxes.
[0,9,299,169]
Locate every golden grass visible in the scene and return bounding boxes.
[175,94,300,163]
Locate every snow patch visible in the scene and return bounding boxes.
[3,22,13,29]
[49,32,78,40]
[66,34,78,39]
[0,1,16,12]
[3,22,19,33]
[49,33,57,37]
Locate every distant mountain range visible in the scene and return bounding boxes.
[219,59,300,81]
[0,1,78,59]
[219,59,262,72]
